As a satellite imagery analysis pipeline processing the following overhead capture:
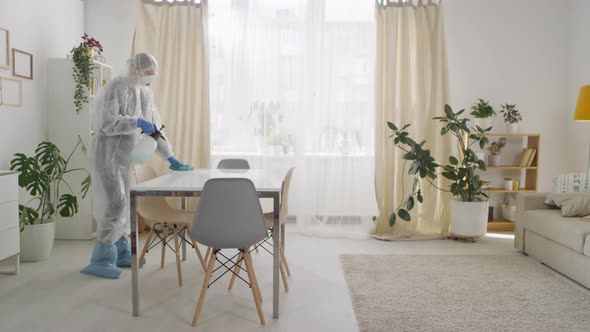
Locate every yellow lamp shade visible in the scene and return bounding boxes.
[574,85,590,122]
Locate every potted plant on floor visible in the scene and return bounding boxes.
[470,98,496,129]
[10,137,91,262]
[387,104,491,239]
[486,137,506,166]
[499,103,522,133]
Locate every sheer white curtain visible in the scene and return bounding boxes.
[208,0,378,238]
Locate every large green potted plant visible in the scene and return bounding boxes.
[387,104,491,239]
[68,33,104,114]
[470,98,496,130]
[10,138,91,262]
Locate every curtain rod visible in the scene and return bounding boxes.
[143,0,206,7]
[376,0,441,7]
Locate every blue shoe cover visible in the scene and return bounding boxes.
[80,242,121,279]
[115,235,144,268]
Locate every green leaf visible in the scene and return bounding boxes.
[19,205,39,226]
[36,141,65,177]
[449,156,458,165]
[387,122,397,131]
[406,196,415,210]
[398,209,411,221]
[57,194,78,217]
[401,124,411,130]
[417,191,424,203]
[442,172,457,181]
[477,160,486,171]
[389,213,397,226]
[81,175,92,199]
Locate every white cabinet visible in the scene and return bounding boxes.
[47,59,112,240]
[0,171,19,275]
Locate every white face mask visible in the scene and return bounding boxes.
[138,74,155,86]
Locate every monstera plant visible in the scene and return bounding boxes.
[387,104,493,239]
[10,137,91,229]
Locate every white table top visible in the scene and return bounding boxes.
[132,168,285,193]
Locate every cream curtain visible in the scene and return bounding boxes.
[373,1,452,239]
[133,0,210,173]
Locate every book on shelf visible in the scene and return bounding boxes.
[526,149,537,166]
[519,149,531,167]
[518,148,537,167]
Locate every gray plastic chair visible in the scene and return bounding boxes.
[190,178,268,327]
[217,158,250,169]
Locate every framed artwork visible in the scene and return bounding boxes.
[0,27,9,69]
[0,76,22,106]
[12,48,33,80]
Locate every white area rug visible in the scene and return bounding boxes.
[341,254,590,332]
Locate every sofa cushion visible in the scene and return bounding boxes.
[545,173,590,206]
[524,209,590,254]
[585,234,590,257]
[551,192,590,217]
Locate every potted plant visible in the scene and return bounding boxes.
[9,138,91,262]
[504,177,514,191]
[486,137,506,166]
[387,104,491,239]
[470,98,496,129]
[500,103,522,133]
[68,33,104,114]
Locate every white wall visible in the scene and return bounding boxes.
[84,0,137,76]
[0,0,84,169]
[445,0,571,192]
[567,0,590,172]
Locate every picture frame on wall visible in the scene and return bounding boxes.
[0,76,23,106]
[0,27,9,69]
[12,48,33,80]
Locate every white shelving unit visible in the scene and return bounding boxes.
[47,59,112,240]
[0,171,19,275]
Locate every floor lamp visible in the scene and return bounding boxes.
[574,85,590,173]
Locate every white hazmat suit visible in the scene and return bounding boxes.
[81,53,186,279]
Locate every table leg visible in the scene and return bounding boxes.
[273,192,281,319]
[281,221,285,251]
[130,191,140,317]
[181,197,187,262]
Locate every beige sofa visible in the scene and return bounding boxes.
[516,193,590,289]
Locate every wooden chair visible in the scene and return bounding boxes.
[229,167,295,292]
[134,165,208,287]
[190,178,268,327]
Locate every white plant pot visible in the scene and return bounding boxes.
[488,155,500,166]
[474,117,493,130]
[502,204,517,222]
[20,220,55,262]
[504,180,514,191]
[506,123,519,133]
[450,199,489,238]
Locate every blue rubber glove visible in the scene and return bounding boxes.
[137,118,157,135]
[168,157,185,168]
[168,157,194,171]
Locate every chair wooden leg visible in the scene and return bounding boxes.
[192,251,217,327]
[247,248,263,303]
[173,226,183,287]
[280,259,289,292]
[187,225,206,271]
[228,252,243,290]
[161,226,168,269]
[244,249,265,326]
[204,247,212,264]
[280,247,291,276]
[254,245,259,253]
[138,225,155,268]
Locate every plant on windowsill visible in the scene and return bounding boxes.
[9,137,92,262]
[470,98,496,129]
[499,103,522,133]
[486,137,506,166]
[68,33,104,114]
[387,104,492,239]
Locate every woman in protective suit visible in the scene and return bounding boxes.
[81,52,190,279]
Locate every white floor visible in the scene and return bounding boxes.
[0,229,582,332]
